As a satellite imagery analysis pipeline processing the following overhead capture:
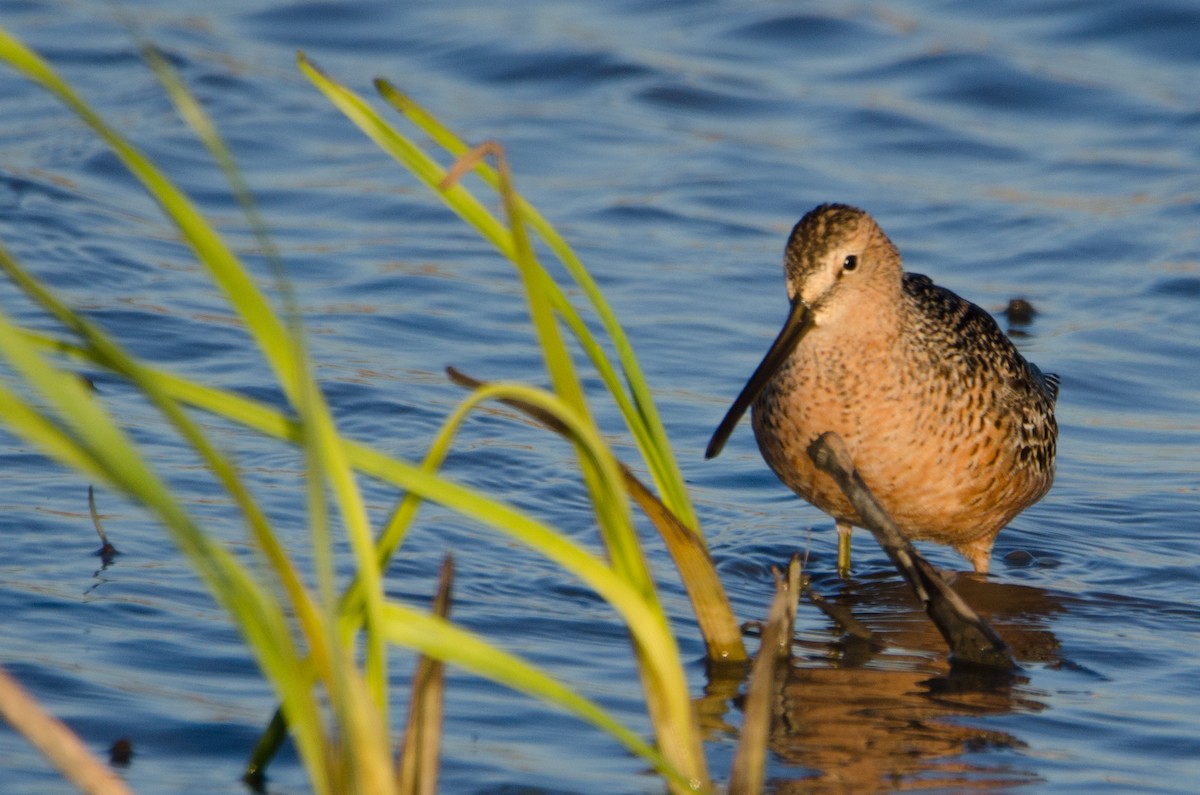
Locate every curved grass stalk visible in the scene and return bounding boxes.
[300,58,743,663]
[428,382,708,790]
[447,367,747,664]
[404,126,707,786]
[152,38,392,736]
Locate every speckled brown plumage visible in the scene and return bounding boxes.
[707,204,1058,574]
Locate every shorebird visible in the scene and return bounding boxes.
[706,204,1058,575]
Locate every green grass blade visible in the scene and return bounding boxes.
[439,382,708,791]
[332,75,742,677]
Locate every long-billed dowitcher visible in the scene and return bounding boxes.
[706,204,1058,575]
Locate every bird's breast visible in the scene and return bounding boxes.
[749,332,1051,545]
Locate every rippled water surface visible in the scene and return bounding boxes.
[1,1,1198,792]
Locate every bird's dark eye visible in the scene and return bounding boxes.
[842,255,858,271]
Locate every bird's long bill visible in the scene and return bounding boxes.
[705,294,814,459]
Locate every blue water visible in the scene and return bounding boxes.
[1,1,1199,792]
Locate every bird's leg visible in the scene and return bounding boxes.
[959,538,993,575]
[836,520,853,578]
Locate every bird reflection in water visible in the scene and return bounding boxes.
[705,571,1068,791]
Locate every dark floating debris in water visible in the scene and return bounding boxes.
[109,737,133,766]
[1004,298,1037,325]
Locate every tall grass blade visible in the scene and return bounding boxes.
[141,36,394,724]
[325,65,742,665]
[310,57,698,536]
